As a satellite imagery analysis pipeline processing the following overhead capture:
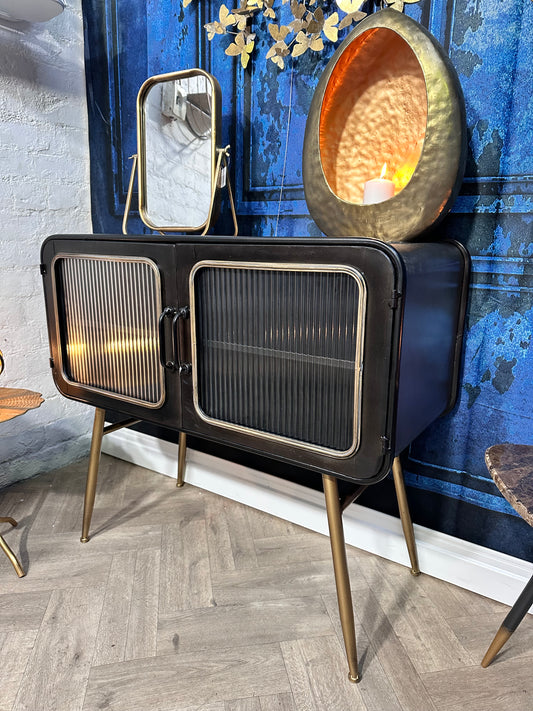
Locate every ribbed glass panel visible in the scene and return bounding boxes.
[57,256,163,406]
[193,266,363,453]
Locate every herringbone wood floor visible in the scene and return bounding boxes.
[1,454,533,711]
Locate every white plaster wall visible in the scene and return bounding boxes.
[0,3,93,487]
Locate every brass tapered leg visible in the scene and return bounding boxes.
[80,408,106,543]
[177,432,187,488]
[0,518,25,577]
[323,474,360,683]
[392,457,420,576]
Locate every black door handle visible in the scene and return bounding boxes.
[172,306,191,376]
[158,306,177,369]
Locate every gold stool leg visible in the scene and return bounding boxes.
[0,516,18,526]
[177,432,187,488]
[80,408,106,543]
[392,456,420,576]
[0,519,25,577]
[323,474,360,683]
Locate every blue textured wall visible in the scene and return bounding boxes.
[82,0,533,558]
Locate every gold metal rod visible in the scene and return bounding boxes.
[0,516,18,527]
[322,474,360,683]
[201,148,225,236]
[392,456,420,576]
[341,485,368,512]
[122,153,138,235]
[80,408,106,543]
[177,431,187,488]
[223,152,239,236]
[0,534,25,577]
[103,418,141,436]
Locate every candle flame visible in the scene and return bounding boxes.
[380,163,387,179]
[391,142,423,192]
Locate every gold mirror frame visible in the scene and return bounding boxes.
[123,68,237,236]
[303,10,467,241]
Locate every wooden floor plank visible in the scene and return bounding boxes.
[258,693,297,711]
[158,597,334,655]
[124,548,160,660]
[83,644,291,711]
[447,611,533,666]
[225,698,261,711]
[322,593,404,711]
[281,635,367,711]
[204,492,238,573]
[159,516,213,614]
[421,657,533,711]
[415,571,505,620]
[0,591,50,632]
[211,558,364,606]
[0,629,38,711]
[340,587,440,711]
[224,500,259,570]
[253,532,339,568]
[92,551,137,666]
[245,506,302,541]
[0,551,112,594]
[89,491,205,535]
[12,586,105,711]
[356,553,474,673]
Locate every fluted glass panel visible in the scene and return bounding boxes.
[57,256,163,406]
[193,266,362,453]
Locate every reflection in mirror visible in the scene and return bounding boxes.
[137,69,221,232]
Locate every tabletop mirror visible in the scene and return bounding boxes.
[124,68,236,235]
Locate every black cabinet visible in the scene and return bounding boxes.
[42,234,469,486]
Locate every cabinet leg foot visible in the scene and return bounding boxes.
[323,474,360,683]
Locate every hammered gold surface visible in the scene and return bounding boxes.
[303,9,466,241]
[320,28,427,204]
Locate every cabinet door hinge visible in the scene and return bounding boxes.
[389,290,401,309]
[381,435,392,454]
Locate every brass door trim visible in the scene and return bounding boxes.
[189,260,367,459]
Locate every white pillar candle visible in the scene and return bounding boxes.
[363,164,395,204]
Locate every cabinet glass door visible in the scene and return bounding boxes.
[190,262,366,457]
[54,254,165,408]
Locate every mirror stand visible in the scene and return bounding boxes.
[121,146,238,237]
[122,153,138,235]
[206,144,238,237]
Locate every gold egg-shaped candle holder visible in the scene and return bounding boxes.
[303,9,467,241]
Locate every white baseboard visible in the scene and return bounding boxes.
[102,427,533,610]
